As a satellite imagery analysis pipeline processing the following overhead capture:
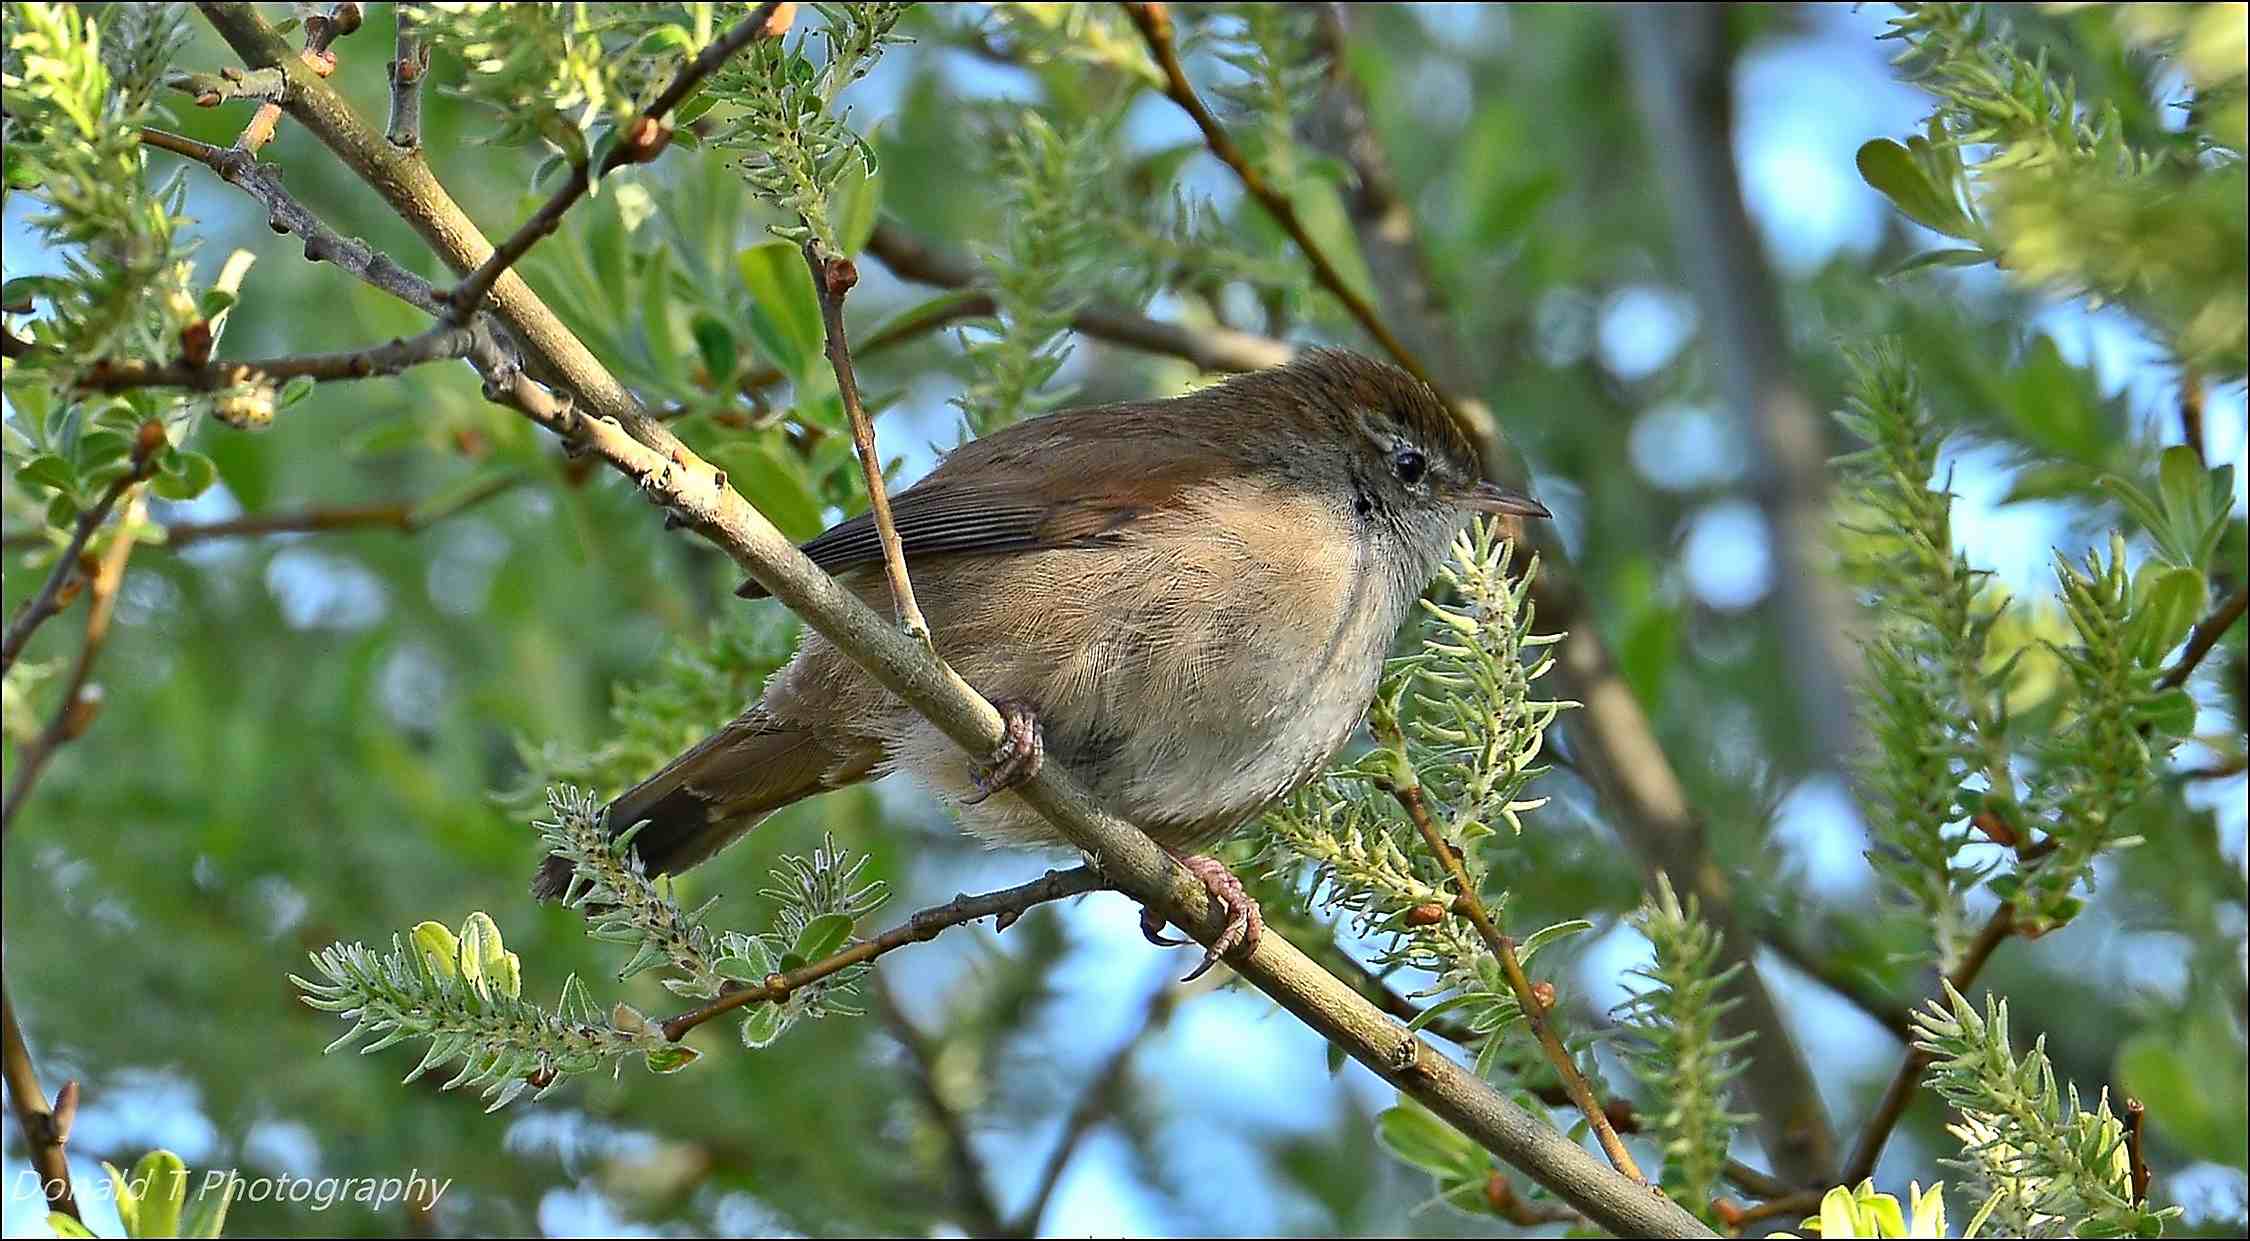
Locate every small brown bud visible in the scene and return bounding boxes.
[1528,981,1556,1013]
[821,253,859,297]
[180,319,214,367]
[526,1067,557,1089]
[1484,1170,1515,1215]
[62,685,104,739]
[50,1081,80,1144]
[622,116,672,163]
[1404,901,1446,927]
[1711,1198,1745,1228]
[307,49,339,77]
[1971,809,2018,848]
[195,91,221,108]
[134,419,170,460]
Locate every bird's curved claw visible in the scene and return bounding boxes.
[963,697,1043,806]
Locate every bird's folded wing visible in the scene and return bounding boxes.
[736,412,1221,599]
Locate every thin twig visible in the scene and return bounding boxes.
[2124,1097,2151,1205]
[1120,2,1438,391]
[1376,732,1648,1185]
[870,977,1010,1238]
[1838,902,2019,1185]
[802,241,929,642]
[863,222,1295,375]
[0,431,161,678]
[2157,586,2247,691]
[76,321,480,393]
[385,5,428,151]
[236,3,361,155]
[156,473,523,549]
[136,126,450,317]
[2,979,79,1221]
[3,484,152,838]
[445,2,791,318]
[658,868,1102,1043]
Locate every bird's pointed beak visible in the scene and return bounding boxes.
[1455,481,1551,519]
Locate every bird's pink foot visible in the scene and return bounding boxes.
[962,697,1043,805]
[1144,851,1263,981]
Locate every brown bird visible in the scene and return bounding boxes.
[534,349,1547,975]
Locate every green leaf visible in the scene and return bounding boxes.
[277,375,317,409]
[740,1002,788,1049]
[412,920,462,977]
[77,429,131,471]
[1856,139,1972,238]
[709,441,826,542]
[792,912,854,962]
[691,313,738,384]
[47,1214,97,1239]
[1376,1103,1478,1177]
[1886,247,1988,275]
[182,1171,237,1238]
[643,1043,701,1075]
[129,1150,188,1239]
[1517,919,1594,961]
[830,159,883,256]
[2131,564,2205,664]
[16,453,77,495]
[737,240,823,383]
[151,451,218,502]
[105,1160,140,1236]
[2136,688,2198,738]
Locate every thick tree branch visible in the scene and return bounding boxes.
[1619,3,1865,770]
[2,980,79,1221]
[444,2,791,318]
[804,241,929,641]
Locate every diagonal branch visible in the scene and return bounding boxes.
[2,979,81,1221]
[1012,977,1181,1235]
[0,432,160,678]
[1375,729,1647,1185]
[1119,2,1436,390]
[803,241,929,641]
[2157,585,2246,691]
[4,481,154,839]
[1837,901,2019,1185]
[444,2,792,318]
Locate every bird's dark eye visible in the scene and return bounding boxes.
[1393,446,1427,485]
